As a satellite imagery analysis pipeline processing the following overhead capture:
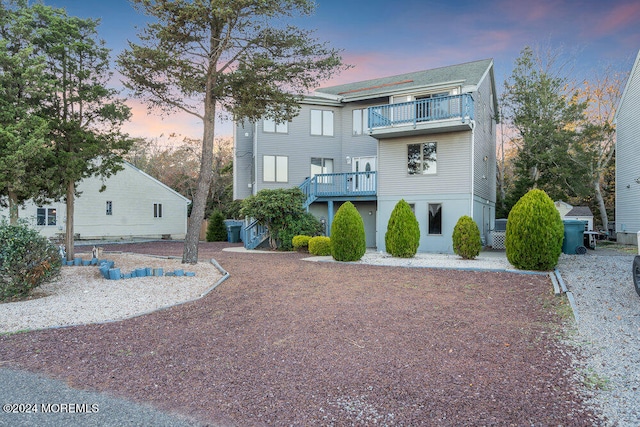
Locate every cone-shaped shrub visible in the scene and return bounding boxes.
[452,215,482,259]
[505,189,563,271]
[385,199,420,258]
[330,201,366,261]
[206,210,227,242]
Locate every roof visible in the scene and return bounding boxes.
[614,49,640,124]
[565,206,593,217]
[123,161,192,204]
[315,58,494,102]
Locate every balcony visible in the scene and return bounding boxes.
[299,171,377,208]
[367,93,474,139]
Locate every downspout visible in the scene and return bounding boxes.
[469,120,476,221]
[253,122,258,196]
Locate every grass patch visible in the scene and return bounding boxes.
[581,368,610,390]
[0,329,31,336]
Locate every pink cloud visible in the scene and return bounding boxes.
[595,2,640,37]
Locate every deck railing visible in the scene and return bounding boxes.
[368,93,474,131]
[299,171,377,208]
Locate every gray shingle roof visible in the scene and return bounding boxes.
[566,206,593,217]
[315,59,493,101]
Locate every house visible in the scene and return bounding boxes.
[0,161,191,240]
[614,49,640,246]
[234,59,498,253]
[554,200,574,218]
[554,201,594,231]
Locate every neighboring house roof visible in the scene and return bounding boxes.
[613,49,640,124]
[119,161,191,204]
[565,206,593,217]
[315,58,495,102]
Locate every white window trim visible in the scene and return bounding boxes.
[263,155,288,183]
[311,109,334,136]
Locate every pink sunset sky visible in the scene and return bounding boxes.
[44,0,640,142]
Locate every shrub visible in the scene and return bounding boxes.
[277,212,323,251]
[331,201,366,262]
[292,235,312,252]
[308,236,331,256]
[385,199,420,258]
[452,215,482,259]
[206,210,228,242]
[505,189,563,271]
[0,221,62,301]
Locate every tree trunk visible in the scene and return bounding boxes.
[8,190,18,225]
[182,106,216,264]
[65,180,75,261]
[593,177,608,233]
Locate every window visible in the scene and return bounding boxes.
[428,203,442,235]
[263,155,288,183]
[311,158,333,183]
[106,201,113,216]
[263,118,288,134]
[311,109,334,136]
[36,207,56,226]
[352,109,369,135]
[154,203,163,218]
[408,142,437,175]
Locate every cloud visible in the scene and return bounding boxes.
[595,2,640,37]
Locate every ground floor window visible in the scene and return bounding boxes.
[36,207,57,226]
[154,203,163,218]
[428,203,442,235]
[106,201,113,216]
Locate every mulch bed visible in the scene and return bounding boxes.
[0,241,598,426]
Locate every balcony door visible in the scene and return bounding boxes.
[352,156,376,192]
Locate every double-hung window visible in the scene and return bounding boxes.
[408,142,437,175]
[311,109,334,136]
[263,155,288,183]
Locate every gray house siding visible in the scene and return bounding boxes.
[234,120,254,199]
[615,50,640,244]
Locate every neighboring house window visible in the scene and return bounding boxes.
[154,203,163,218]
[36,207,56,226]
[408,142,437,175]
[311,109,334,136]
[409,203,415,214]
[352,109,368,135]
[263,155,288,183]
[428,203,442,235]
[263,118,288,134]
[106,201,113,216]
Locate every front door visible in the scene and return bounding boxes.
[352,156,376,192]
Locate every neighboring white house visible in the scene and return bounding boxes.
[614,48,640,245]
[0,161,191,240]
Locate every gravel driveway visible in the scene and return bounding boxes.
[0,241,637,426]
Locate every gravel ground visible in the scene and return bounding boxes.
[556,251,640,427]
[0,241,638,426]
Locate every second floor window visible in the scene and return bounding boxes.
[263,118,288,134]
[311,109,334,136]
[263,155,288,183]
[408,142,437,175]
[352,109,369,135]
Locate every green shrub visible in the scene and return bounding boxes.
[292,235,312,251]
[308,236,331,256]
[385,199,420,258]
[277,212,323,251]
[0,221,62,301]
[330,201,366,262]
[505,189,564,271]
[452,215,482,259]
[206,210,227,242]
